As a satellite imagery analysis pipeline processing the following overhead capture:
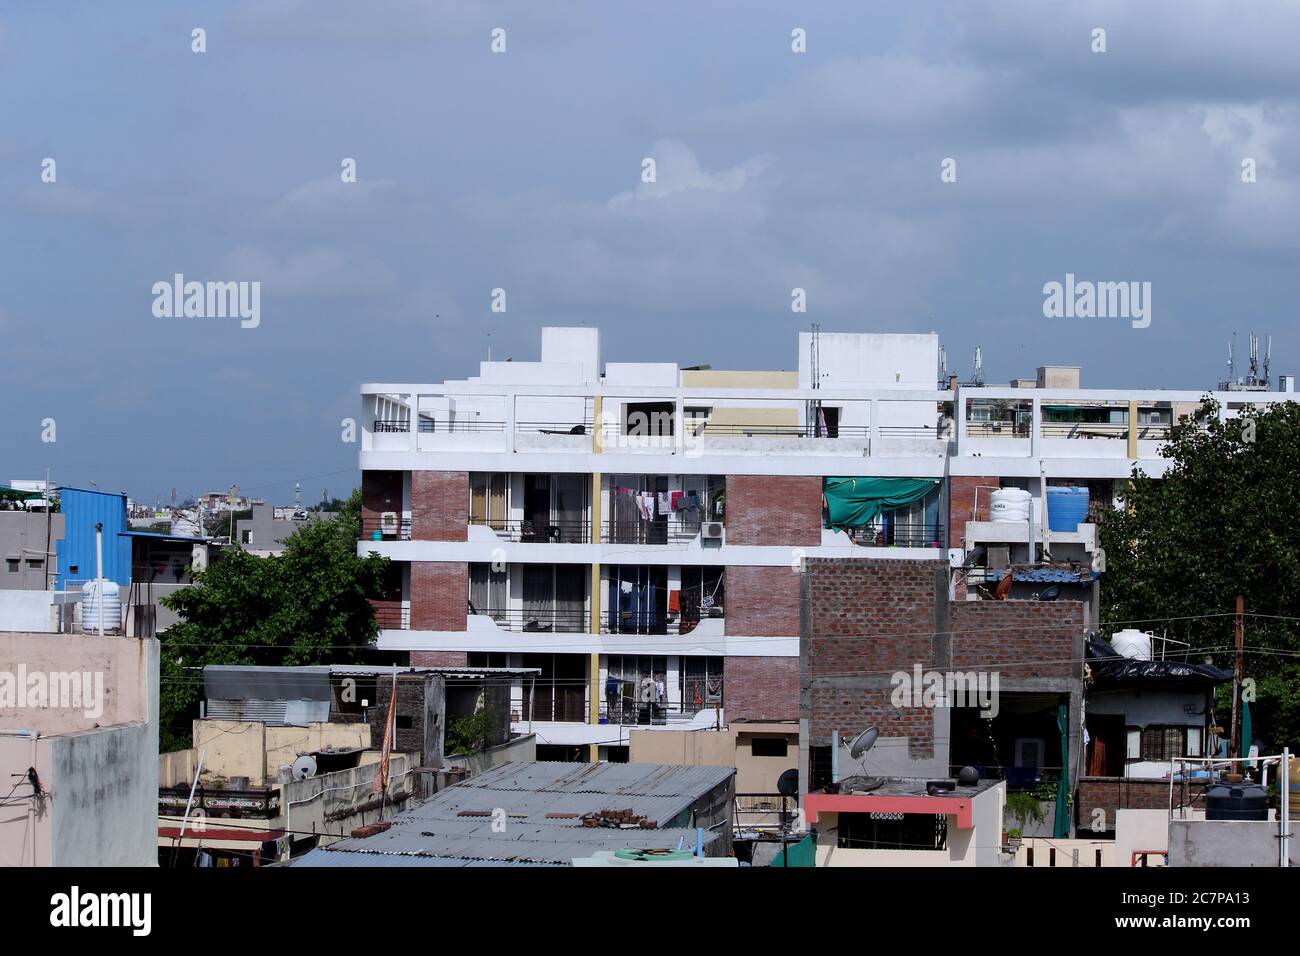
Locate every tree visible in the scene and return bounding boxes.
[1099,398,1300,749]
[157,489,388,751]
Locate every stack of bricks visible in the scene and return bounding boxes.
[580,808,657,829]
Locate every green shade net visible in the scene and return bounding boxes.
[823,477,939,529]
[1241,695,1252,756]
[1055,703,1070,838]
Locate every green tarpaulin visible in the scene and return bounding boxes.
[823,477,939,529]
[0,486,42,501]
[1242,696,1252,755]
[768,833,816,867]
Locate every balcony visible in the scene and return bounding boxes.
[468,606,588,633]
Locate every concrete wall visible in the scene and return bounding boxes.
[0,634,159,867]
[191,720,373,786]
[443,732,537,777]
[629,723,798,794]
[1167,819,1298,867]
[0,511,63,590]
[0,590,57,632]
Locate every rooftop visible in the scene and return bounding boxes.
[291,760,734,866]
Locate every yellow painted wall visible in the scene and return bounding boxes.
[681,370,798,389]
[191,720,372,786]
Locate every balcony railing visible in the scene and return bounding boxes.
[372,602,411,630]
[158,785,281,819]
[683,422,872,439]
[469,518,592,543]
[361,515,412,541]
[469,607,588,633]
[374,418,505,433]
[514,421,592,435]
[597,696,721,726]
[600,519,709,545]
[842,522,945,548]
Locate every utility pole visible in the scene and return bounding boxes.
[1230,596,1244,759]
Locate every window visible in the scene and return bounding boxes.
[1140,725,1187,762]
[837,812,947,851]
[469,473,508,529]
[751,737,789,758]
[26,559,42,570]
[5,559,18,573]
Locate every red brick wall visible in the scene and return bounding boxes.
[411,650,469,667]
[409,561,468,631]
[805,559,941,677]
[948,476,1000,548]
[725,475,822,546]
[361,470,402,537]
[726,566,800,636]
[726,657,798,721]
[1077,777,1206,833]
[949,600,1082,680]
[411,471,468,541]
[803,559,943,757]
[810,688,936,759]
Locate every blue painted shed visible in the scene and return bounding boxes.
[54,487,132,590]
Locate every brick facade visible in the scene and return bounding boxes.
[948,475,1001,548]
[949,600,1082,680]
[724,475,822,546]
[411,471,468,541]
[1076,777,1207,834]
[725,566,801,636]
[409,562,468,631]
[725,657,798,721]
[801,558,1084,760]
[411,650,469,667]
[361,470,402,537]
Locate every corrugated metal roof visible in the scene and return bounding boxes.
[290,850,558,868]
[289,762,733,866]
[295,824,718,866]
[1009,567,1099,583]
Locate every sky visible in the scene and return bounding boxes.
[1,1,1297,504]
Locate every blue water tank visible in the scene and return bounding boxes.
[1046,486,1089,532]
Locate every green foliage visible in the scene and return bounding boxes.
[1005,791,1047,829]
[1099,399,1300,749]
[157,489,386,751]
[445,709,494,756]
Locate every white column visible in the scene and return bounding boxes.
[407,392,418,451]
[868,398,880,454]
[505,391,517,454]
[1030,397,1042,458]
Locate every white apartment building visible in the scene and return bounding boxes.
[356,326,1296,760]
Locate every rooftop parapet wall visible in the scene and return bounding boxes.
[0,633,154,734]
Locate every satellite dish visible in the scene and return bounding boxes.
[291,755,318,780]
[849,726,879,759]
[776,769,799,797]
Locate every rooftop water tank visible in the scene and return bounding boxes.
[1205,784,1269,822]
[81,580,121,633]
[990,488,1032,523]
[1111,628,1153,661]
[1046,486,1090,532]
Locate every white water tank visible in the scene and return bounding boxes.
[81,580,122,633]
[990,488,1032,522]
[1111,628,1153,661]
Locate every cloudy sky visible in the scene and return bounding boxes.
[2,1,1297,503]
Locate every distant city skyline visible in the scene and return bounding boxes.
[4,1,1297,501]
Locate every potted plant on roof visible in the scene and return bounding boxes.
[1003,791,1047,854]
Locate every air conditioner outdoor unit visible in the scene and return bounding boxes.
[701,522,724,541]
[1014,737,1046,769]
[380,512,398,535]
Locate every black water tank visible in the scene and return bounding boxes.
[1204,783,1268,821]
